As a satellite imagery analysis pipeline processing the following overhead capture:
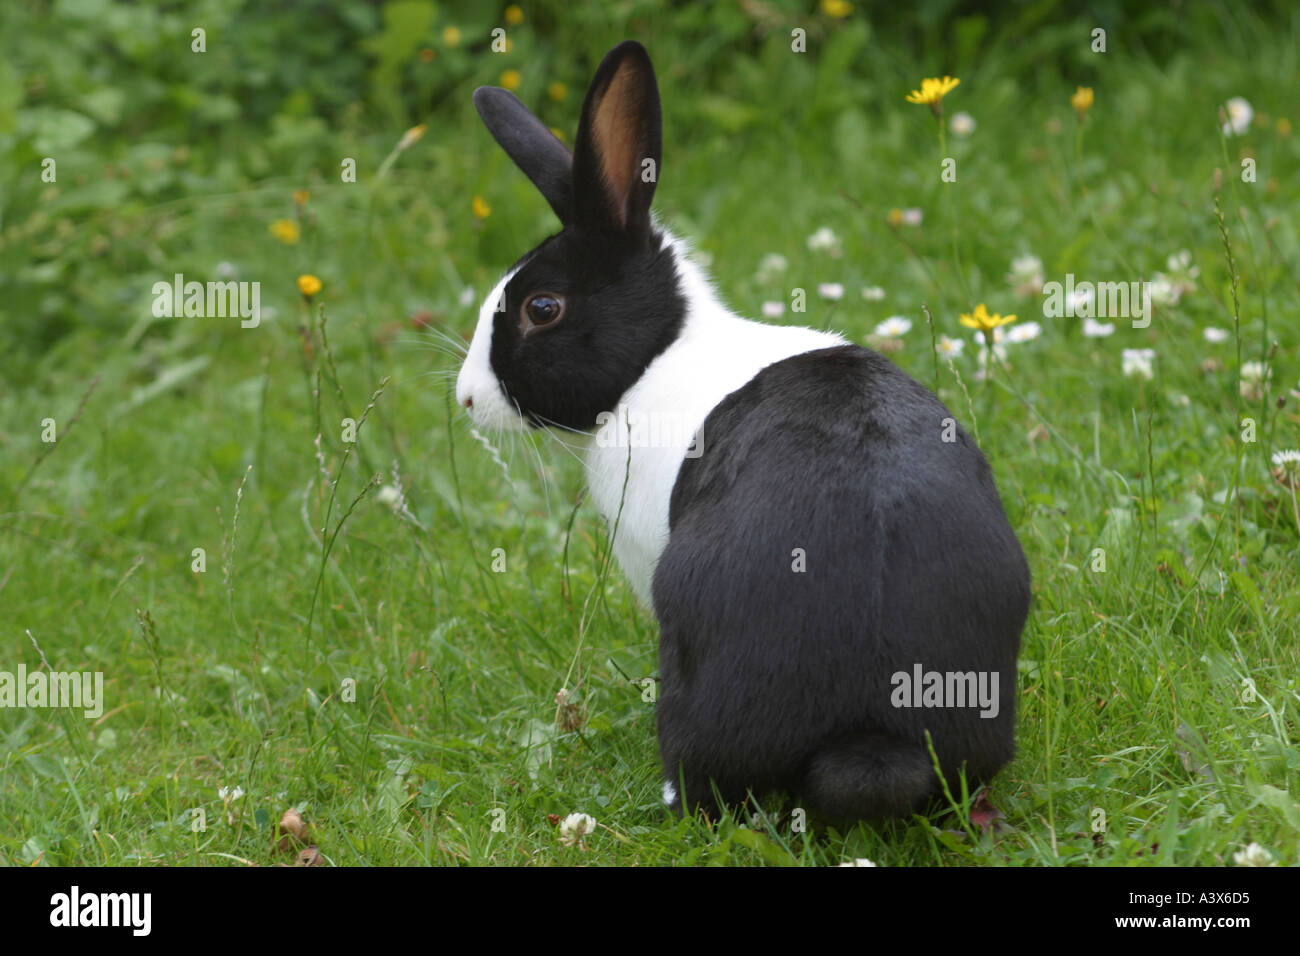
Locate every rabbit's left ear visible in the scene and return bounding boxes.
[474,86,574,222]
[572,41,662,242]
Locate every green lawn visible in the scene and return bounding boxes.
[1,1,1298,866]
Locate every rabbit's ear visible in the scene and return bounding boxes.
[572,41,662,241]
[474,87,574,222]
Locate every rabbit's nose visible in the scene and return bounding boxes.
[454,374,473,410]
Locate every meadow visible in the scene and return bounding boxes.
[1,0,1297,866]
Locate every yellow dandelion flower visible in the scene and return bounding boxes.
[1071,86,1094,119]
[443,26,461,47]
[959,303,1017,335]
[293,189,309,206]
[297,274,322,298]
[1277,117,1292,137]
[887,208,903,228]
[548,81,568,102]
[821,0,852,16]
[473,195,491,220]
[398,124,427,151]
[906,76,960,117]
[505,5,524,25]
[269,219,300,244]
[500,69,522,92]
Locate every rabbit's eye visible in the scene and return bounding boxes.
[522,293,565,333]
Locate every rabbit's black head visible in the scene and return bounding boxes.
[457,41,687,432]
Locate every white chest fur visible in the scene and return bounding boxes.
[457,237,845,607]
[581,249,845,605]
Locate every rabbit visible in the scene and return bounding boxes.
[456,40,1031,822]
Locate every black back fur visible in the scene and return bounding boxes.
[653,346,1031,821]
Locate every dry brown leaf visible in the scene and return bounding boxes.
[274,808,308,853]
[296,846,322,867]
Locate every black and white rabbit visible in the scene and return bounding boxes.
[457,41,1031,821]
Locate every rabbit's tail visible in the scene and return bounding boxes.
[802,734,938,821]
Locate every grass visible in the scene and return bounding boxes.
[2,6,1299,866]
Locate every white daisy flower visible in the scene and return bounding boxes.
[215,261,237,279]
[558,812,597,847]
[874,316,912,337]
[1232,842,1275,866]
[1273,450,1300,492]
[1148,276,1178,307]
[818,282,845,300]
[1008,254,1043,276]
[806,227,842,257]
[375,485,401,509]
[1083,317,1115,337]
[1273,451,1300,499]
[1166,250,1197,274]
[218,785,245,826]
[1006,254,1044,297]
[949,112,976,137]
[756,253,788,283]
[1122,348,1156,380]
[1004,321,1042,344]
[761,300,786,319]
[1222,96,1253,136]
[900,207,923,227]
[1203,327,1229,343]
[936,335,964,358]
[837,858,879,867]
[1240,361,1271,400]
[860,285,886,301]
[458,286,476,307]
[1164,250,1199,297]
[1271,449,1300,472]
